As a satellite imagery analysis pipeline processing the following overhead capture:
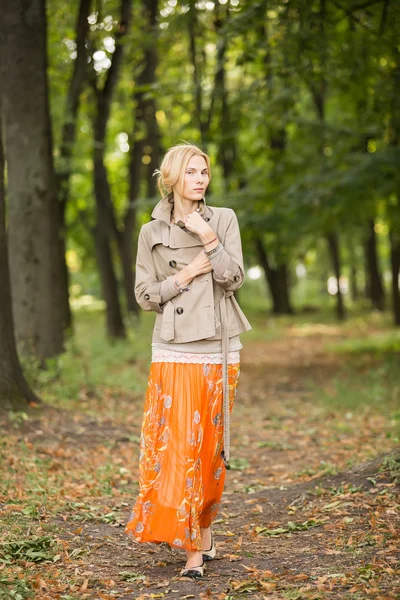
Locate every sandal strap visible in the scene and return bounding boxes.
[180,560,205,578]
[180,567,204,578]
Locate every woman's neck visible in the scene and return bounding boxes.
[172,196,199,222]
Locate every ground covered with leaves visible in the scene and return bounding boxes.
[1,313,399,599]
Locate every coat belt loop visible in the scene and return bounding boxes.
[220,293,231,469]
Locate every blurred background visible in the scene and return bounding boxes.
[1,0,400,407]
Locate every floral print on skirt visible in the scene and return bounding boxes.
[125,361,240,551]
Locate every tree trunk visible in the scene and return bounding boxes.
[93,131,126,338]
[214,4,236,182]
[350,265,359,302]
[257,2,293,315]
[118,232,137,315]
[1,0,64,361]
[347,236,360,302]
[254,235,294,315]
[303,0,345,320]
[57,0,93,332]
[327,232,345,320]
[119,0,160,315]
[143,0,162,198]
[389,229,400,326]
[90,0,132,337]
[388,50,400,325]
[364,218,385,310]
[94,221,126,339]
[0,114,41,410]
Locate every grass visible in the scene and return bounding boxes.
[308,357,400,413]
[19,308,155,411]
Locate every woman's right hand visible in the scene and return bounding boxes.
[187,249,213,277]
[174,250,213,289]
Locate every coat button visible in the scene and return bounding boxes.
[144,293,150,300]
[169,260,177,267]
[176,307,184,315]
[205,217,210,222]
[234,275,240,282]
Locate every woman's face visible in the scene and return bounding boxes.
[178,155,210,202]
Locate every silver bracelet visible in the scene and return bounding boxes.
[204,242,222,257]
[173,276,189,293]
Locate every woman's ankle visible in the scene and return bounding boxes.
[200,526,211,549]
[185,549,203,568]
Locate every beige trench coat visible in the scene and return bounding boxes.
[135,194,252,468]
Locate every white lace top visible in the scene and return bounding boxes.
[151,347,240,364]
[151,332,242,365]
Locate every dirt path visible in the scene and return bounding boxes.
[1,328,399,599]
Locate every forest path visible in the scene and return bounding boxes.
[1,324,399,599]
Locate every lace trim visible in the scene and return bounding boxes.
[151,348,240,364]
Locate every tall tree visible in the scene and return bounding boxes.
[116,0,161,315]
[364,219,385,310]
[89,0,133,338]
[388,48,400,325]
[57,0,93,332]
[0,113,41,410]
[258,0,293,314]
[298,0,346,319]
[1,0,64,360]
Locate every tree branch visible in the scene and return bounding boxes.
[331,0,375,30]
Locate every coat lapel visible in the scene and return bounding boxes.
[151,194,214,249]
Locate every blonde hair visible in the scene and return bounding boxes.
[154,141,211,200]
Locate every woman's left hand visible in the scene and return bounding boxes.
[184,210,214,239]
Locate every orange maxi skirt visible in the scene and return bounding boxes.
[125,360,240,551]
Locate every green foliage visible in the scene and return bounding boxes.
[43,0,400,325]
[0,577,33,600]
[0,536,59,565]
[379,451,400,483]
[255,519,324,536]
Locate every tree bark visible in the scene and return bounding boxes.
[0,113,41,410]
[347,236,360,302]
[1,0,64,360]
[350,264,359,302]
[57,0,93,332]
[90,0,132,338]
[214,4,236,182]
[327,232,345,320]
[94,222,126,338]
[143,2,162,199]
[364,218,385,310]
[254,234,294,315]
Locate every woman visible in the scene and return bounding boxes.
[125,142,251,579]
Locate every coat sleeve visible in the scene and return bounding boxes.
[208,209,245,292]
[134,226,179,313]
